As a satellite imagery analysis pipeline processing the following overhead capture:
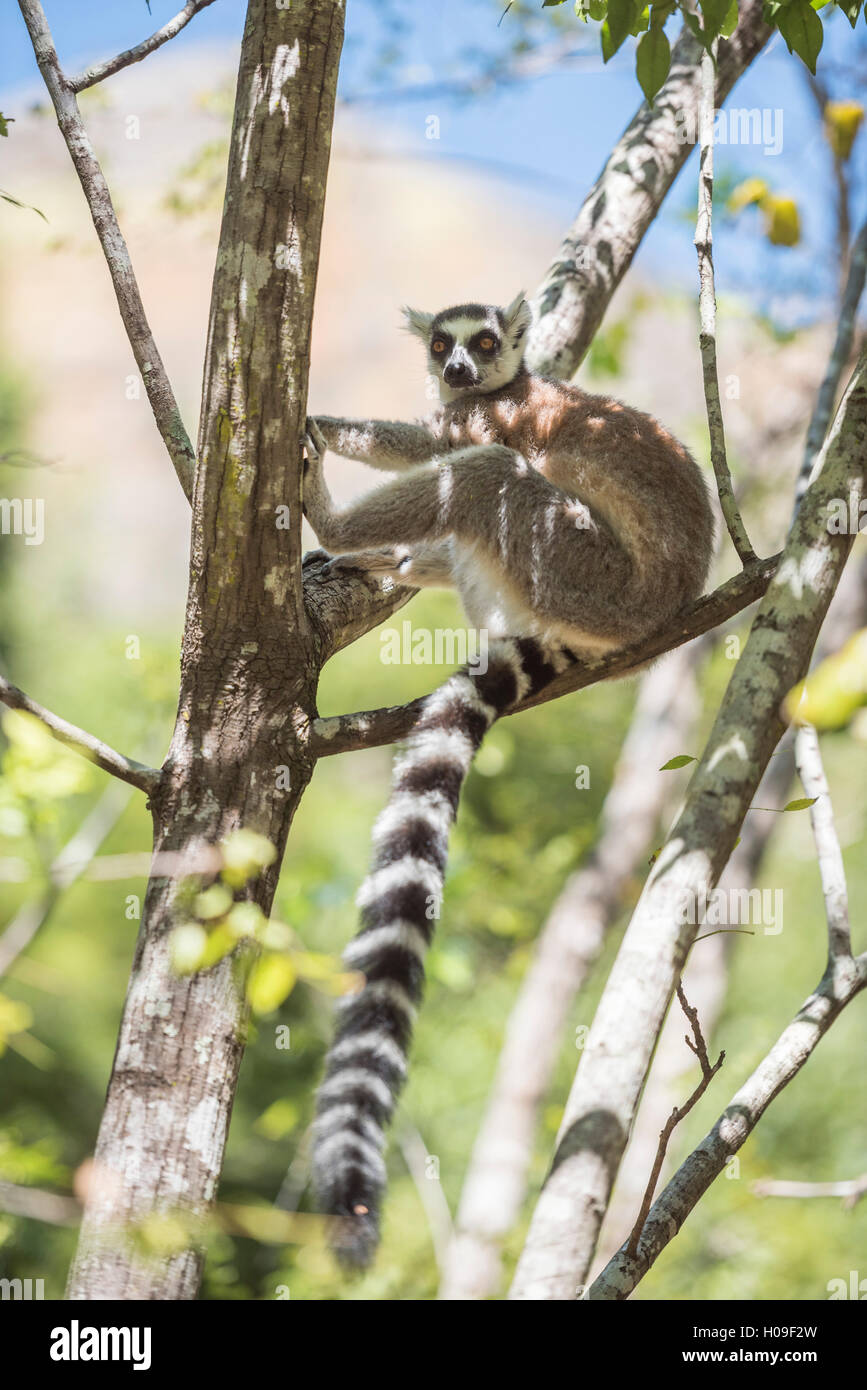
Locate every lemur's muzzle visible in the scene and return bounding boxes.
[443,348,478,388]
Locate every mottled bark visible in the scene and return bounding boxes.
[67,0,346,1300]
[509,347,867,1300]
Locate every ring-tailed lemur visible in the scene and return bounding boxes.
[302,292,714,1267]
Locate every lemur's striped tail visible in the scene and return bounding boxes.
[312,636,575,1268]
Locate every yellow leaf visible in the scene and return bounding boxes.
[170,923,208,974]
[726,177,768,213]
[763,195,800,247]
[247,954,296,1014]
[784,628,867,728]
[825,100,864,162]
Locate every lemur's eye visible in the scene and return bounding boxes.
[431,339,447,354]
[478,335,496,351]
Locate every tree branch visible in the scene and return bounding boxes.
[624,983,724,1260]
[527,0,773,380]
[0,675,160,795]
[508,346,867,1300]
[694,45,757,566]
[310,555,780,758]
[68,0,218,93]
[588,947,867,1299]
[794,723,850,962]
[797,217,867,506]
[753,1172,867,1208]
[18,0,196,502]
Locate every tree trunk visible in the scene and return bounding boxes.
[67,0,346,1301]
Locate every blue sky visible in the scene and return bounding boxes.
[2,1,866,323]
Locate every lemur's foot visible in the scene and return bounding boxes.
[323,547,406,578]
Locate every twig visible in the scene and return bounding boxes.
[0,674,160,795]
[694,45,757,566]
[17,0,196,502]
[793,723,851,961]
[310,554,780,758]
[0,783,132,978]
[624,983,724,1259]
[796,218,867,507]
[398,1128,454,1274]
[68,0,218,93]
[753,1172,867,1209]
[589,947,867,1299]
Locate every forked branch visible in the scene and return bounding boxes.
[69,0,218,93]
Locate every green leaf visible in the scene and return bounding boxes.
[682,8,716,50]
[602,0,637,59]
[776,0,824,73]
[659,753,697,770]
[782,797,819,812]
[0,188,48,222]
[636,24,671,101]
[0,113,14,137]
[721,0,740,35]
[699,0,734,36]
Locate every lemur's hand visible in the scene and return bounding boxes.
[302,547,333,569]
[302,417,327,475]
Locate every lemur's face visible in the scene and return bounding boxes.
[403,293,532,402]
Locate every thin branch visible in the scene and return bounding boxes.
[804,73,851,299]
[310,554,780,758]
[588,949,867,1299]
[68,0,218,93]
[397,1128,454,1274]
[0,674,160,795]
[694,45,757,567]
[0,783,132,979]
[793,723,851,961]
[625,983,724,1260]
[797,217,867,506]
[17,0,196,502]
[753,1172,867,1209]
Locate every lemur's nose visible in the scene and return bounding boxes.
[444,361,470,385]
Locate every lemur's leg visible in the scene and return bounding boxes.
[325,539,456,589]
[303,442,634,632]
[310,415,440,472]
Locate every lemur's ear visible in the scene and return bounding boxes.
[402,306,435,341]
[503,292,532,348]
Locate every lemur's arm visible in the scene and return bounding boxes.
[311,415,440,472]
